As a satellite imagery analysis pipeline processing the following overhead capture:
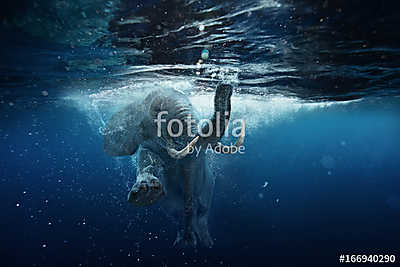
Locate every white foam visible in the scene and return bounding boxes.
[65,79,358,135]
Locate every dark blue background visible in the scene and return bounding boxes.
[1,96,399,266]
[1,0,400,266]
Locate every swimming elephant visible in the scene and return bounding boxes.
[103,84,245,247]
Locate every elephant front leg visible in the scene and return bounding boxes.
[128,173,164,206]
[128,147,165,206]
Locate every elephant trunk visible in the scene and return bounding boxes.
[166,83,244,159]
[200,84,233,145]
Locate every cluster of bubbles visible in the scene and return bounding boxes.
[195,24,210,76]
[198,24,209,60]
[193,23,240,85]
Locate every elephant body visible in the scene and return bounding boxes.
[103,84,235,247]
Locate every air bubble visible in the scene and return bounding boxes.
[201,49,209,60]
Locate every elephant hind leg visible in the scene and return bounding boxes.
[173,201,213,248]
[191,167,214,247]
[194,202,213,247]
[173,168,199,248]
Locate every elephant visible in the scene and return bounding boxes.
[103,84,245,247]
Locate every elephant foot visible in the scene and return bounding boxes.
[128,174,164,206]
[173,229,197,248]
[193,222,214,248]
[198,230,214,248]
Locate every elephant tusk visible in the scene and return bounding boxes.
[216,120,245,154]
[167,136,199,159]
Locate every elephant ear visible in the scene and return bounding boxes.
[103,103,146,156]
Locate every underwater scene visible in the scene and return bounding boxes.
[1,0,400,266]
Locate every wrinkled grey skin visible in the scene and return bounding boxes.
[103,84,233,247]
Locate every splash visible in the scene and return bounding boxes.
[66,78,357,138]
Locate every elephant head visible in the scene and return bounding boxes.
[103,84,245,159]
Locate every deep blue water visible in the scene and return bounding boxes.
[1,0,400,266]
